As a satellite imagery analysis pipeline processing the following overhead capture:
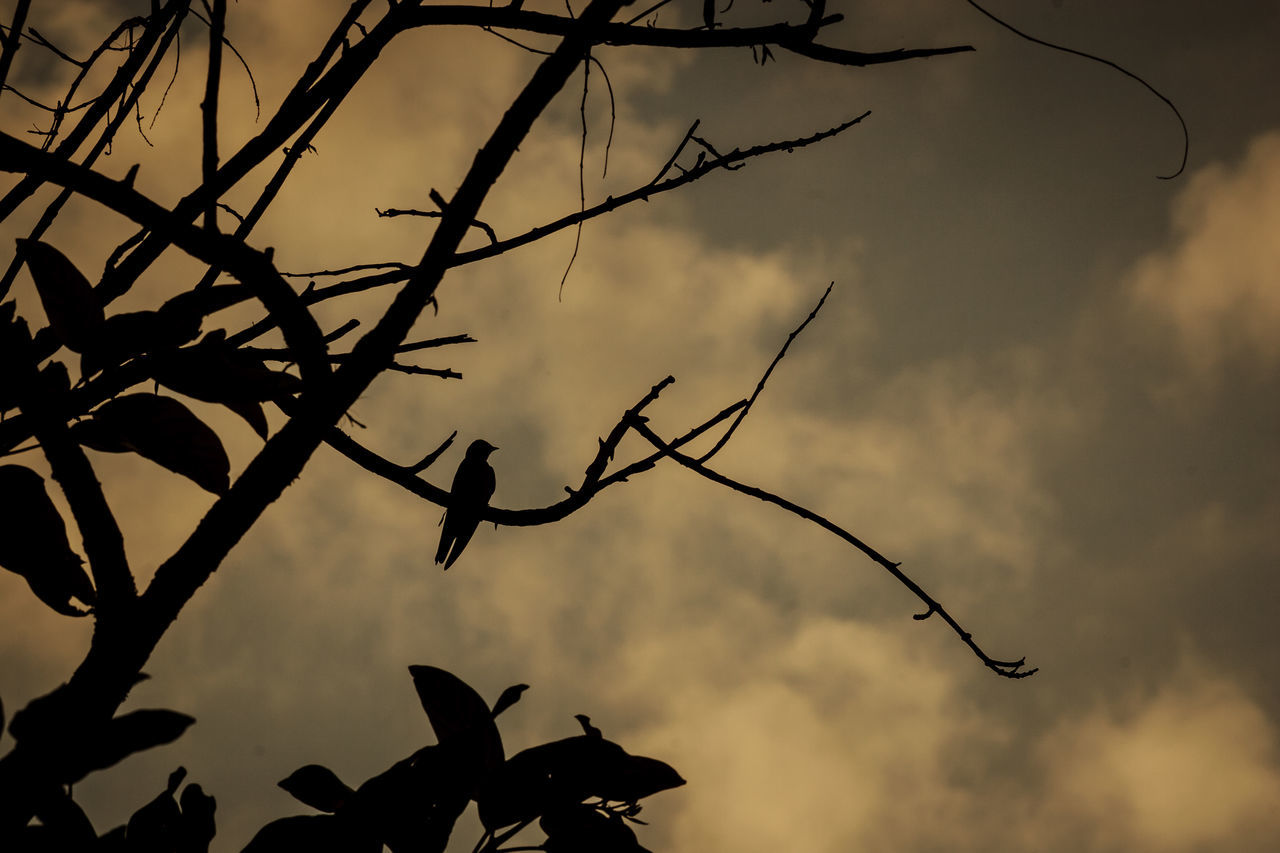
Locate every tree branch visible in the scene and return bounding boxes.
[200,0,226,232]
[1,315,134,608]
[0,131,331,387]
[401,5,974,68]
[698,281,832,462]
[288,112,872,311]
[0,0,31,98]
[626,418,1037,679]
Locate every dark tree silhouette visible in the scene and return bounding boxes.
[0,0,1185,848]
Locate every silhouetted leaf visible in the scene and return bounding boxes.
[242,814,377,853]
[491,683,529,718]
[574,714,601,737]
[407,665,504,794]
[478,735,683,831]
[17,239,105,353]
[70,711,196,782]
[71,394,230,494]
[349,744,469,853]
[221,397,269,440]
[28,784,97,850]
[126,767,187,853]
[595,754,685,804]
[151,329,302,406]
[478,735,622,830]
[408,665,497,744]
[80,305,202,378]
[0,464,95,616]
[540,803,650,853]
[279,764,355,813]
[179,783,218,853]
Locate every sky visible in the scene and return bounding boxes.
[2,0,1279,850]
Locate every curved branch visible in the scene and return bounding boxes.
[965,0,1186,180]
[300,392,747,528]
[626,418,1036,679]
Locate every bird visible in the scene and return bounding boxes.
[435,439,498,570]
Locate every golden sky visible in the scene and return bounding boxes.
[2,1,1279,850]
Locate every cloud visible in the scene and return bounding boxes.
[616,617,989,853]
[1039,662,1280,850]
[1127,130,1280,376]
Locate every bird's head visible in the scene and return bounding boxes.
[467,439,498,458]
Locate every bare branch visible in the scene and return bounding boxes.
[400,6,975,68]
[285,112,871,313]
[627,417,1037,679]
[965,0,1186,179]
[575,375,674,494]
[200,0,226,232]
[0,1,33,98]
[304,386,746,528]
[375,204,500,245]
[190,1,260,118]
[408,431,457,475]
[397,334,476,352]
[0,4,189,301]
[698,281,833,462]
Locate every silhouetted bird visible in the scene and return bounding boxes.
[435,439,498,570]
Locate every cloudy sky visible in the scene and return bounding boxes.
[2,0,1279,850]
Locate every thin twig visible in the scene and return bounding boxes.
[559,54,591,300]
[698,281,833,462]
[965,0,1187,179]
[285,113,870,315]
[375,206,499,245]
[191,1,261,118]
[628,418,1037,679]
[408,431,457,475]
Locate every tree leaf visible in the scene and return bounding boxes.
[478,735,683,831]
[0,464,95,616]
[125,767,187,852]
[540,803,650,853]
[150,329,303,405]
[242,814,378,853]
[17,239,105,353]
[71,711,196,782]
[178,782,218,853]
[349,744,469,853]
[491,683,529,718]
[477,736,622,830]
[72,394,231,494]
[408,665,499,746]
[594,754,685,804]
[279,764,355,813]
[220,397,270,440]
[80,307,202,378]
